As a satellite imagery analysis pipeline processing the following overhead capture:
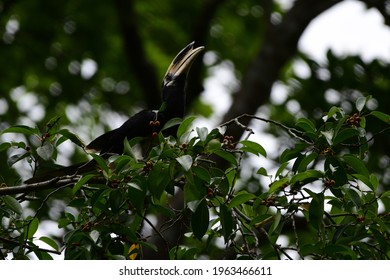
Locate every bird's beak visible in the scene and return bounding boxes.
[163,42,204,86]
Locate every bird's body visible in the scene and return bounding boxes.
[26,42,204,183]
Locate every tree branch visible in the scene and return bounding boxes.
[0,177,78,196]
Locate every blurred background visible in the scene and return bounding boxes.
[1,0,390,258]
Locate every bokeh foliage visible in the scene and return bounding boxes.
[1,0,390,259]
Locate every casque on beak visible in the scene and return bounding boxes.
[163,41,205,87]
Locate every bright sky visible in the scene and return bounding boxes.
[299,0,390,62]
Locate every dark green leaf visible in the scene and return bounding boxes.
[344,188,361,207]
[162,117,182,131]
[73,174,95,194]
[27,217,39,239]
[1,125,38,135]
[306,189,324,230]
[56,129,85,147]
[333,128,360,145]
[268,210,281,236]
[240,140,267,157]
[269,177,289,193]
[2,195,23,214]
[220,204,233,243]
[109,189,124,213]
[297,152,318,172]
[228,193,256,209]
[213,149,237,165]
[295,118,316,134]
[90,153,109,175]
[0,142,11,152]
[370,111,390,124]
[290,170,323,185]
[343,154,370,178]
[191,199,209,240]
[39,236,59,251]
[192,165,211,183]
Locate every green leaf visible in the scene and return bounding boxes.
[37,142,54,161]
[269,177,289,193]
[295,118,316,134]
[2,195,23,214]
[320,129,334,145]
[297,152,318,172]
[177,116,196,139]
[268,209,281,236]
[213,149,237,165]
[56,129,85,147]
[192,165,211,183]
[196,127,208,142]
[176,155,193,172]
[1,125,38,135]
[162,117,182,131]
[240,140,267,157]
[219,204,233,243]
[73,174,96,194]
[343,154,370,178]
[90,153,109,175]
[148,163,171,199]
[0,142,11,152]
[308,191,324,230]
[109,189,124,213]
[7,152,30,167]
[333,128,360,145]
[39,236,59,251]
[228,193,256,209]
[256,167,268,176]
[275,161,289,178]
[356,96,368,112]
[352,173,373,191]
[344,188,361,207]
[191,199,209,240]
[370,111,390,124]
[290,170,323,185]
[27,217,39,239]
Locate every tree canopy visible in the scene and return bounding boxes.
[1,0,390,259]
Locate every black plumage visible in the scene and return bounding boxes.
[26,42,204,183]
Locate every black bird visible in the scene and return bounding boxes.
[26,42,204,183]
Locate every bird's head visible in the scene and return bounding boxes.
[161,42,204,102]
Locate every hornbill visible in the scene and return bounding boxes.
[26,42,204,183]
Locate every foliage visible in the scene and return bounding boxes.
[1,97,390,259]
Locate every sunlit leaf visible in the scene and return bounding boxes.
[176,155,193,172]
[37,142,54,161]
[177,116,196,139]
